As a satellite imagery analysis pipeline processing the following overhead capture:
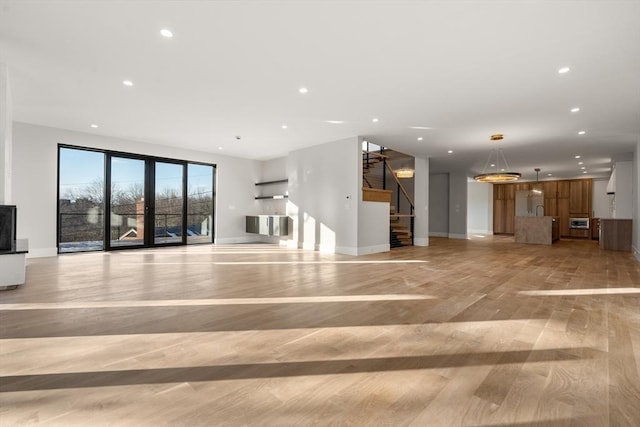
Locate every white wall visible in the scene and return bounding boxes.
[413,156,429,246]
[286,137,362,255]
[634,141,639,261]
[357,200,390,255]
[448,172,468,239]
[257,156,288,216]
[467,181,493,235]
[0,64,11,204]
[12,122,261,257]
[613,161,633,219]
[429,173,449,237]
[592,179,609,218]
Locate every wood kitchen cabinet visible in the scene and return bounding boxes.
[493,184,515,234]
[493,178,592,238]
[542,181,558,216]
[569,179,592,214]
[600,219,632,251]
[544,196,558,217]
[542,181,558,198]
[558,198,571,237]
[557,180,570,199]
[493,199,515,234]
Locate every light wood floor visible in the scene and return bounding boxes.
[1,237,639,426]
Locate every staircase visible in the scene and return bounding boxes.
[390,206,413,248]
[362,148,414,248]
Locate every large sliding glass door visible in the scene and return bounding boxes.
[154,162,184,245]
[187,163,214,244]
[58,147,105,253]
[109,156,146,248]
[58,145,215,253]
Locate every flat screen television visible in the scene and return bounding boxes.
[0,205,17,251]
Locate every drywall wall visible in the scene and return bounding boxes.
[592,179,609,218]
[413,156,429,246]
[467,181,493,235]
[286,137,361,255]
[257,156,288,215]
[357,200,390,254]
[256,156,289,244]
[448,172,468,239]
[634,141,639,261]
[11,122,261,257]
[613,161,632,218]
[0,64,11,204]
[429,173,449,237]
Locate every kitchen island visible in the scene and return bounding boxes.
[514,216,560,245]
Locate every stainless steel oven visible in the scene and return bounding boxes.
[569,218,589,229]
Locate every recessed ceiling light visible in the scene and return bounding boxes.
[578,130,586,135]
[372,118,379,123]
[122,80,133,87]
[447,150,453,154]
[281,125,288,129]
[548,173,553,176]
[490,163,495,167]
[575,155,581,159]
[580,166,586,170]
[570,107,580,113]
[410,126,433,130]
[578,161,584,165]
[326,120,344,124]
[90,124,98,128]
[299,87,308,94]
[417,137,423,141]
[218,147,223,150]
[160,29,173,38]
[583,171,588,174]
[501,168,505,172]
[558,67,570,74]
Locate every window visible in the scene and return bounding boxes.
[58,147,105,252]
[58,145,216,253]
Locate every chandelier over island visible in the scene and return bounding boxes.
[474,134,521,183]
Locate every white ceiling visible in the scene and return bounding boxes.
[1,0,639,181]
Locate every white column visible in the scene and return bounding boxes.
[0,64,12,204]
[413,156,429,246]
[634,140,640,260]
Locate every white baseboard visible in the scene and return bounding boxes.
[215,236,265,244]
[356,244,390,255]
[414,237,429,246]
[335,246,358,256]
[26,247,57,258]
[429,232,448,238]
[448,233,468,239]
[468,229,492,235]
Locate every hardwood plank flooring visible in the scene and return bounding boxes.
[1,237,639,426]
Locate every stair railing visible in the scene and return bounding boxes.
[383,161,415,246]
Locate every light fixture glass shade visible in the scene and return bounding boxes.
[474,141,520,183]
[473,172,521,182]
[396,168,414,178]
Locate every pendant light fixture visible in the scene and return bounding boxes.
[396,167,414,178]
[473,134,521,183]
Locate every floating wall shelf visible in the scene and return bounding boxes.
[255,179,288,200]
[255,179,288,186]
